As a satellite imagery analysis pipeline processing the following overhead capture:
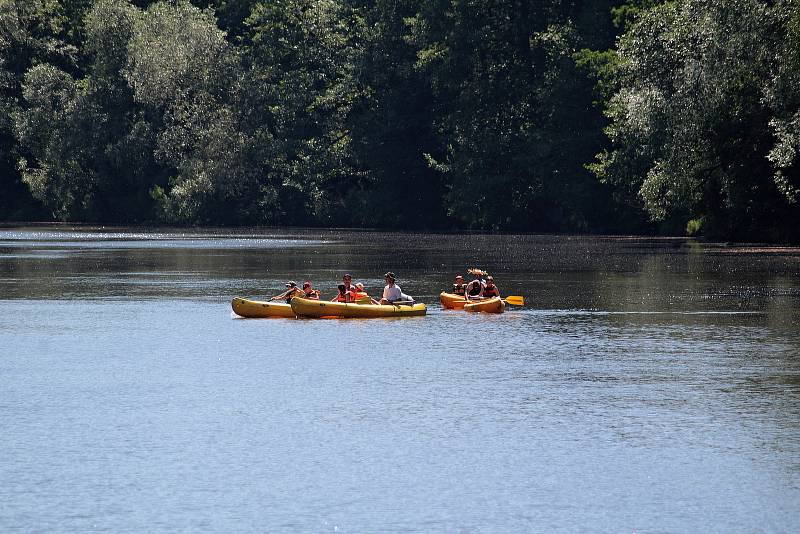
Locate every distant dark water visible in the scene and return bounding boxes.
[1,227,799,532]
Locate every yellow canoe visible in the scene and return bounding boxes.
[464,297,505,314]
[291,297,426,318]
[440,292,470,309]
[231,297,296,318]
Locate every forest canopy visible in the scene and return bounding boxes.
[1,0,799,241]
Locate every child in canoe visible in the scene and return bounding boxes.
[354,282,380,304]
[300,281,320,300]
[332,284,352,302]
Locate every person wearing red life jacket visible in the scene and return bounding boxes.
[353,282,380,305]
[331,284,351,302]
[480,276,500,299]
[301,281,320,300]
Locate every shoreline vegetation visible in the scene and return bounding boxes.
[2,1,800,243]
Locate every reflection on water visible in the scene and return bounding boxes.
[1,226,799,532]
[2,226,800,314]
[0,228,335,247]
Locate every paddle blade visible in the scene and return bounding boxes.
[504,295,524,306]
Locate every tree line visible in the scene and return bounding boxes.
[1,0,799,241]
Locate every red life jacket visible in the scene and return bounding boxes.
[483,284,499,298]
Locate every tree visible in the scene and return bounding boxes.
[766,3,800,213]
[591,0,800,240]
[406,0,625,232]
[14,0,164,221]
[0,0,75,220]
[343,0,447,229]
[125,0,251,223]
[240,0,367,225]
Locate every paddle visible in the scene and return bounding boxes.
[503,295,525,306]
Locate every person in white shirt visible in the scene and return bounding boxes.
[380,272,413,304]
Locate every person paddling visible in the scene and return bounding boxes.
[270,281,302,303]
[380,272,414,304]
[480,276,500,299]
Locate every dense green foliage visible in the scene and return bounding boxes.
[588,0,800,240]
[1,0,799,240]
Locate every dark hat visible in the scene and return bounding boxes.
[343,273,352,279]
[285,281,297,287]
[384,272,396,279]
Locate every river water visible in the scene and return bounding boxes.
[1,226,799,532]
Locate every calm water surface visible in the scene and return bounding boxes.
[1,226,799,532]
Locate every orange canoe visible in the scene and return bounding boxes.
[440,292,470,309]
[463,297,505,314]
